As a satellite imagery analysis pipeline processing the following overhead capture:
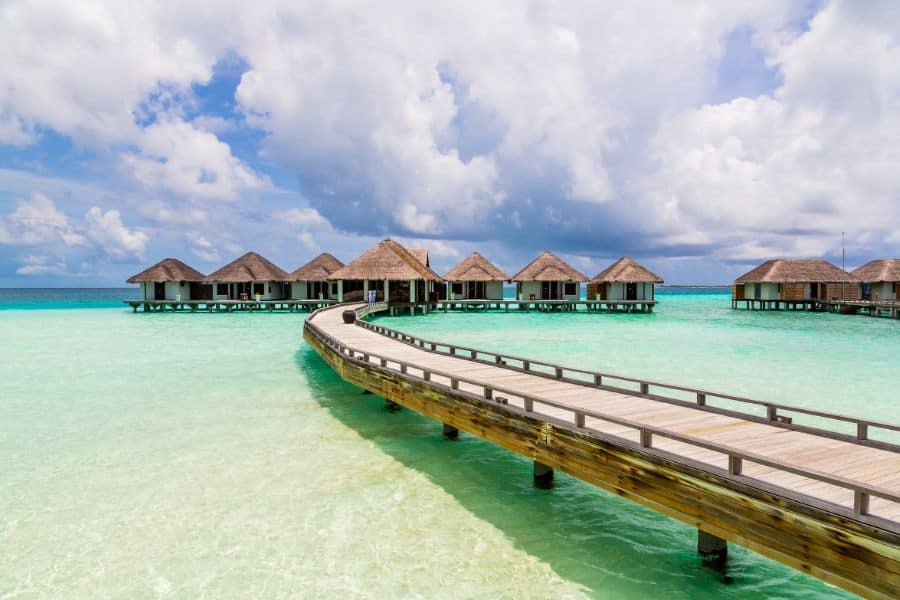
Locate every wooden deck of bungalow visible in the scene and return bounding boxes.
[437,299,656,312]
[731,298,824,311]
[304,302,900,599]
[823,299,900,319]
[125,299,335,313]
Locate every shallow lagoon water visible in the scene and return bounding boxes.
[2,289,895,597]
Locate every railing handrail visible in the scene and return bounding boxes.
[304,314,900,521]
[352,316,900,437]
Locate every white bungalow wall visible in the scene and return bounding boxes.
[602,282,655,301]
[866,281,897,301]
[742,283,780,300]
[447,281,504,300]
[210,281,285,300]
[140,281,193,301]
[518,281,580,300]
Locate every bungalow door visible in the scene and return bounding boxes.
[626,283,637,300]
[541,281,552,300]
[809,283,819,299]
[154,282,166,300]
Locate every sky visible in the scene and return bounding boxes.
[1,0,898,286]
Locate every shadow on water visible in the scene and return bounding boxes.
[294,345,850,599]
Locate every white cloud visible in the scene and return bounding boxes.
[2,0,899,282]
[190,235,220,262]
[1,193,88,246]
[279,207,330,228]
[15,254,68,276]
[121,119,268,201]
[641,1,900,261]
[84,207,148,260]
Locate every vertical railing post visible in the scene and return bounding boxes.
[594,374,602,386]
[697,392,706,406]
[857,422,869,441]
[728,455,742,476]
[854,490,870,515]
[767,406,777,421]
[640,429,652,448]
[640,382,649,395]
[575,412,585,427]
[524,398,534,412]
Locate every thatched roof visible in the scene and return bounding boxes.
[444,252,509,282]
[328,239,442,281]
[127,258,205,283]
[852,259,900,283]
[734,259,857,284]
[410,249,429,268]
[510,251,588,282]
[289,252,344,282]
[591,257,663,284]
[204,252,289,282]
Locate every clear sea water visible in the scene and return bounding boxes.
[2,287,897,598]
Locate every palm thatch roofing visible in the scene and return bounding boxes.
[851,259,900,283]
[288,252,344,282]
[591,257,663,284]
[127,258,205,283]
[410,249,430,268]
[444,252,509,282]
[734,259,857,284]
[510,251,588,282]
[203,252,289,283]
[328,239,442,281]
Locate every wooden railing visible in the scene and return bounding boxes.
[304,311,900,524]
[352,316,900,451]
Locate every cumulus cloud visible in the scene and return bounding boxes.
[84,207,149,260]
[121,119,268,201]
[1,193,88,247]
[2,0,900,284]
[190,235,220,262]
[15,254,69,276]
[641,1,900,262]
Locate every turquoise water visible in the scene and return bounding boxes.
[2,289,895,597]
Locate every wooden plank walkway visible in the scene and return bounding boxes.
[312,303,900,522]
[304,302,900,597]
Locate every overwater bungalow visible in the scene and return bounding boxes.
[852,259,900,301]
[328,238,442,304]
[127,258,209,301]
[588,257,663,301]
[288,252,344,300]
[732,258,859,310]
[204,252,290,301]
[443,252,509,300]
[510,251,587,301]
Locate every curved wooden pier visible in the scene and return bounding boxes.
[304,302,900,598]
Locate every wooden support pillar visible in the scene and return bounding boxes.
[442,423,459,439]
[698,529,727,567]
[384,398,401,411]
[533,461,554,489]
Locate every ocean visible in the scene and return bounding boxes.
[2,287,896,598]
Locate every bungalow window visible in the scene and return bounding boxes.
[253,283,265,296]
[451,283,463,295]
[564,282,577,296]
[216,283,228,296]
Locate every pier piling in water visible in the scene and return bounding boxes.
[442,423,459,439]
[533,461,554,488]
[698,530,728,567]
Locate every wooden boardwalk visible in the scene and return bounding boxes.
[304,302,900,597]
[126,299,334,313]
